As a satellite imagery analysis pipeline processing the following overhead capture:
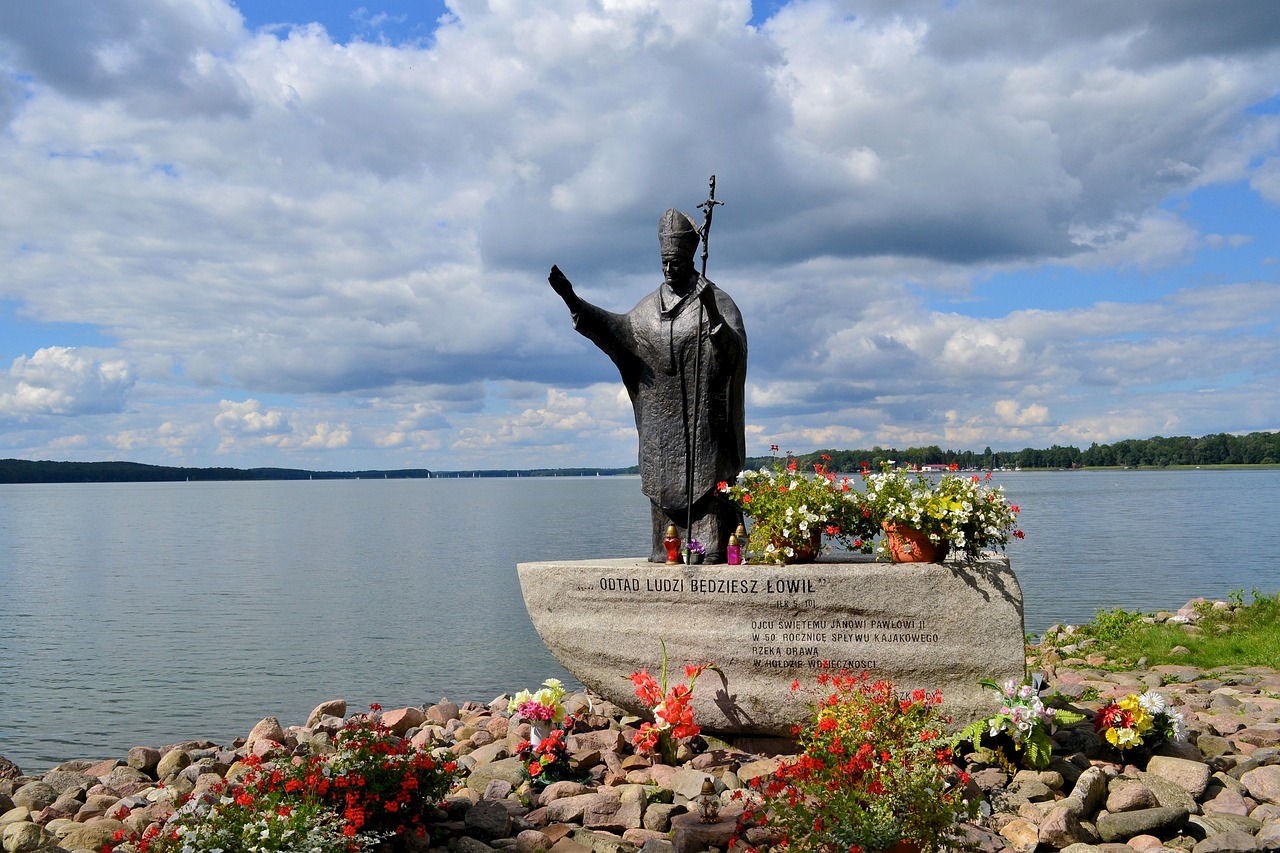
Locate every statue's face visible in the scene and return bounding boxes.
[661,249,695,292]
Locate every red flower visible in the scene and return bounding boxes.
[717,480,729,492]
[770,444,780,452]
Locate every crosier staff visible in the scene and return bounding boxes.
[685,175,723,554]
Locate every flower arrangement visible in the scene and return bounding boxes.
[955,677,1084,770]
[719,448,879,564]
[1093,691,1185,753]
[508,677,568,725]
[325,705,459,838]
[860,463,1023,561]
[515,717,577,785]
[113,706,458,853]
[734,670,979,853]
[113,751,381,853]
[684,537,706,563]
[628,642,715,764]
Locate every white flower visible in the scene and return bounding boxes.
[1138,691,1167,714]
[1168,710,1186,741]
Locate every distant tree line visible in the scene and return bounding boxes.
[0,458,637,484]
[745,430,1280,472]
[4,429,1276,484]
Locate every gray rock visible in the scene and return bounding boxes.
[466,757,527,793]
[1190,829,1259,852]
[638,839,676,853]
[1097,806,1190,842]
[453,836,498,853]
[11,782,57,811]
[1072,767,1110,815]
[544,793,618,825]
[101,765,151,794]
[517,558,1025,736]
[642,803,685,833]
[1138,771,1201,815]
[1189,814,1262,836]
[1197,736,1236,758]
[41,771,96,796]
[1236,725,1280,749]
[1013,776,1057,802]
[465,799,513,840]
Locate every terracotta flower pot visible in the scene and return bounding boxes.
[881,523,948,563]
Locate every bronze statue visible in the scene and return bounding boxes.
[549,190,747,563]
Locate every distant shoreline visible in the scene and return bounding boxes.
[0,459,640,484]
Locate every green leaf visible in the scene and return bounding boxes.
[1024,730,1052,770]
[1052,707,1086,726]
[954,719,987,750]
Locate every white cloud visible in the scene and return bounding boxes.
[0,347,135,417]
[0,0,1278,466]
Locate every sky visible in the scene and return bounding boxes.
[1,0,1279,472]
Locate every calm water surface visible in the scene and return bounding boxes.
[1,469,1277,771]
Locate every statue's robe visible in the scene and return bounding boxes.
[572,276,747,514]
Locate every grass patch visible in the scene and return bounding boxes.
[1038,589,1280,670]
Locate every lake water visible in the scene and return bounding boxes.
[2,469,1277,771]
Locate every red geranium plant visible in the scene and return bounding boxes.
[733,670,978,853]
[107,704,459,853]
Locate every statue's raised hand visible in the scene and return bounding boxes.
[549,265,574,297]
[549,265,581,311]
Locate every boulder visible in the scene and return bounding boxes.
[306,699,347,727]
[1147,755,1212,799]
[1096,806,1190,842]
[124,746,161,778]
[244,717,286,748]
[1240,766,1280,805]
[381,706,426,736]
[1038,804,1097,848]
[1107,780,1159,813]
[59,818,127,851]
[517,557,1025,736]
[10,782,56,812]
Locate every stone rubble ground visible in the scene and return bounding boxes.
[2,598,1278,853]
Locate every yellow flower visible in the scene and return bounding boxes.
[1118,696,1153,735]
[1106,727,1140,748]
